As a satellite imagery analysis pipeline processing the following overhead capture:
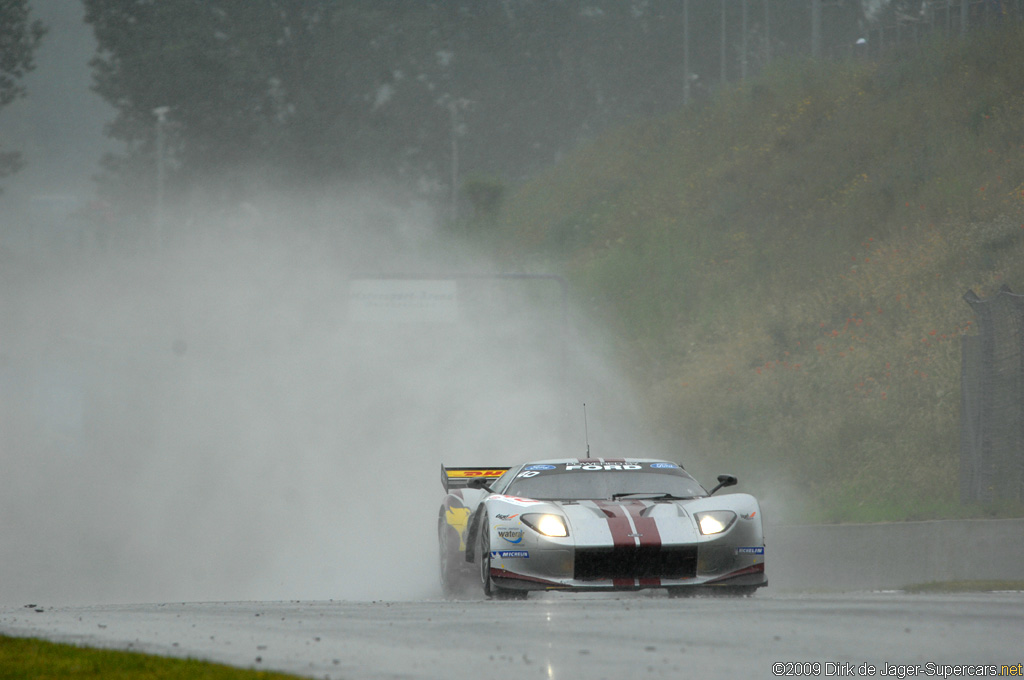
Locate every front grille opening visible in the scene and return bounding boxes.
[574,546,697,581]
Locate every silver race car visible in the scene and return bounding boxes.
[438,458,766,599]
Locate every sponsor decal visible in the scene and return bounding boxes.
[741,511,757,520]
[446,469,507,478]
[650,463,678,469]
[491,551,529,559]
[495,513,519,521]
[497,527,524,544]
[736,546,765,555]
[565,464,642,471]
[524,464,556,471]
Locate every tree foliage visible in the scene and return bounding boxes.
[0,0,45,185]
[83,1,878,217]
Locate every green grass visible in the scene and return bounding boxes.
[490,24,1024,521]
[803,497,1024,525]
[0,635,303,680]
[903,580,1024,594]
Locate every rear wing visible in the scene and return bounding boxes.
[441,465,510,492]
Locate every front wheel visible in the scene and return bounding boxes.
[478,516,528,600]
[713,585,759,597]
[668,585,759,598]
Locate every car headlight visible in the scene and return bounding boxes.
[522,513,569,538]
[695,511,736,535]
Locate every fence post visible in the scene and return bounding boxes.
[962,286,1024,504]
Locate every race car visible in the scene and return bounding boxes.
[438,458,766,599]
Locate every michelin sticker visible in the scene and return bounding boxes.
[492,551,529,559]
[736,547,765,555]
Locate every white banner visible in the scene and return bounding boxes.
[348,278,459,323]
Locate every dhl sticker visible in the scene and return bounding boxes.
[446,469,507,478]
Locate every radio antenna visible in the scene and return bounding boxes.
[583,403,590,457]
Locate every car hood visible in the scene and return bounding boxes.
[546,498,702,547]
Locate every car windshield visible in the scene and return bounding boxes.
[504,467,707,501]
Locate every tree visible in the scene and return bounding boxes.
[0,0,46,189]
[84,0,407,212]
[85,0,292,208]
[82,0,878,224]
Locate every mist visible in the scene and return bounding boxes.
[0,186,658,606]
[0,0,816,607]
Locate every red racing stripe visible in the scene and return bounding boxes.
[622,501,662,550]
[705,563,765,584]
[490,567,563,587]
[592,501,635,549]
[625,501,663,587]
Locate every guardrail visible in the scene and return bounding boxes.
[766,518,1024,591]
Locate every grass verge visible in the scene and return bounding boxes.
[0,635,303,680]
[902,580,1024,594]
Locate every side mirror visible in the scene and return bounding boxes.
[708,474,738,496]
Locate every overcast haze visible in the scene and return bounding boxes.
[0,3,660,605]
[0,0,905,606]
[0,0,111,198]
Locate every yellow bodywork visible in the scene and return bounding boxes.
[445,507,472,551]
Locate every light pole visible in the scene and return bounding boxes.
[683,0,690,105]
[719,0,726,85]
[741,0,749,81]
[153,106,169,244]
[445,97,472,223]
[449,100,459,222]
[811,0,822,58]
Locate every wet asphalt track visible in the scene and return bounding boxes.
[2,591,1022,679]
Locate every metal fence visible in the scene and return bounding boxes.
[706,1,1024,98]
[818,0,1023,62]
[961,285,1024,503]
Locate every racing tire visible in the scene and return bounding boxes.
[712,585,759,597]
[665,588,698,598]
[668,585,759,598]
[478,517,528,601]
[438,521,469,599]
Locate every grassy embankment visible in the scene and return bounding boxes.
[483,25,1024,522]
[0,635,301,680]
